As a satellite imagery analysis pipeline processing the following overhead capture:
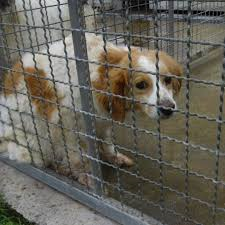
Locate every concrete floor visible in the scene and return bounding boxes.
[0,161,117,225]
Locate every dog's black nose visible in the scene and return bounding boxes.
[159,100,175,116]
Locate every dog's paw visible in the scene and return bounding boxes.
[78,173,94,188]
[8,142,31,163]
[57,164,71,177]
[114,153,134,167]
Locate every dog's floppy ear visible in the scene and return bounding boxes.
[98,47,127,70]
[159,51,183,95]
[93,47,129,122]
[93,67,129,122]
[109,69,129,122]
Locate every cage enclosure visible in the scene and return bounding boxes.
[0,1,225,225]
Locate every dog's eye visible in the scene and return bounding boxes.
[136,81,148,90]
[164,77,172,85]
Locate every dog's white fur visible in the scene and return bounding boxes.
[0,33,182,185]
[1,0,94,62]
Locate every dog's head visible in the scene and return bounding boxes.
[93,47,183,122]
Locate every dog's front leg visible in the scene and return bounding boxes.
[100,128,134,167]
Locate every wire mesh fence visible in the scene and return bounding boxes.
[0,0,224,225]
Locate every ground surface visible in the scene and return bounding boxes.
[0,162,117,225]
[0,195,33,225]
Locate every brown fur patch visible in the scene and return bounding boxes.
[148,51,183,95]
[25,67,60,120]
[4,63,23,95]
[158,51,183,95]
[93,48,129,122]
[93,68,129,122]
[4,63,60,120]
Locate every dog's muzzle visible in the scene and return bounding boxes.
[158,99,175,117]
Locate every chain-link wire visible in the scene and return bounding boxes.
[21,0,62,170]
[212,37,225,225]
[0,1,225,225]
[183,0,192,223]
[125,0,144,217]
[153,0,165,221]
[98,0,126,206]
[68,0,103,196]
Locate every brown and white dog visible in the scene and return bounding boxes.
[0,33,182,185]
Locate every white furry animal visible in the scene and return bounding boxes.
[0,33,182,186]
[0,0,94,63]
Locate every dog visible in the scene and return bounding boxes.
[0,33,182,186]
[0,0,94,63]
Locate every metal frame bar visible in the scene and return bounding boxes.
[0,25,8,91]
[168,0,175,56]
[68,0,103,196]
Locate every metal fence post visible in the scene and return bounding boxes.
[68,0,103,196]
[0,25,8,91]
[168,0,175,57]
